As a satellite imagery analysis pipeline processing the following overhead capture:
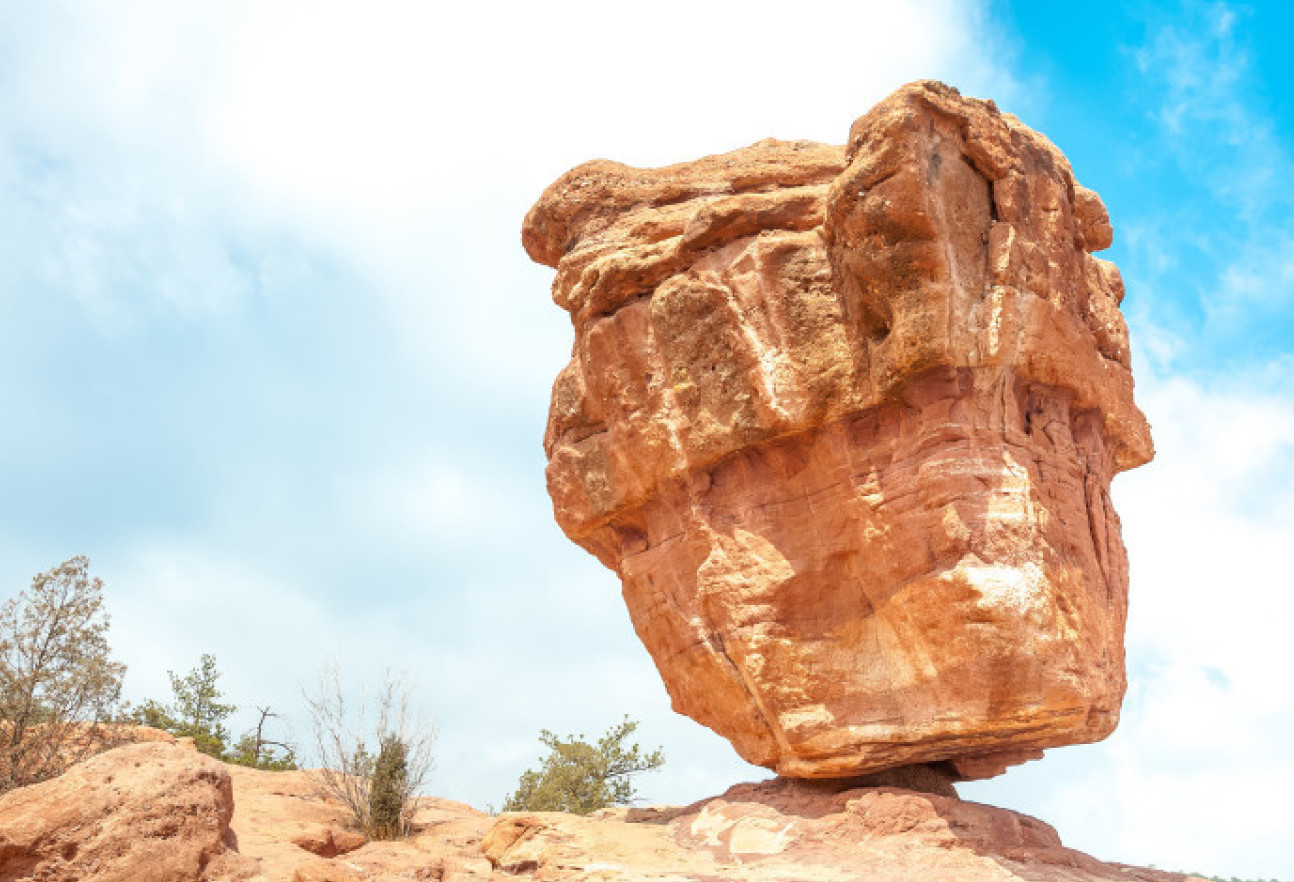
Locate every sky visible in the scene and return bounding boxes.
[0,0,1291,877]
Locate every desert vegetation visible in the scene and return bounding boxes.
[502,716,664,814]
[2,557,667,830]
[0,557,437,843]
[0,556,126,792]
[129,653,298,770]
[303,663,435,840]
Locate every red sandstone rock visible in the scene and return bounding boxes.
[292,858,364,882]
[0,741,256,882]
[0,745,1203,882]
[226,763,494,881]
[483,779,1202,882]
[526,81,1154,779]
[291,825,366,858]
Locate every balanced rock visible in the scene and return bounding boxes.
[0,741,256,882]
[526,81,1153,779]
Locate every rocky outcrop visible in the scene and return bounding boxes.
[0,743,1206,881]
[526,81,1154,779]
[483,780,1203,882]
[225,763,495,882]
[0,741,256,882]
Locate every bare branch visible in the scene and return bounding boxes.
[303,663,435,840]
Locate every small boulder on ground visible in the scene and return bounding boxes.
[292,825,366,858]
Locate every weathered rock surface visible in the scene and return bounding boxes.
[0,741,256,882]
[0,741,1204,881]
[226,763,494,882]
[526,81,1154,779]
[483,779,1204,882]
[232,771,1209,882]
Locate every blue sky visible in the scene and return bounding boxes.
[1,1,1291,877]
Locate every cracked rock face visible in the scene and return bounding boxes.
[525,81,1153,780]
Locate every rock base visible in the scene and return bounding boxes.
[485,778,1207,882]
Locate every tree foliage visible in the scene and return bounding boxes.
[0,556,126,791]
[226,706,297,771]
[129,655,296,770]
[304,664,434,840]
[167,653,236,758]
[502,716,664,815]
[368,735,409,839]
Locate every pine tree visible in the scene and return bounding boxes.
[167,654,236,758]
[503,717,664,815]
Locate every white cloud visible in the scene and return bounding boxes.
[1123,3,1294,369]
[204,0,1023,216]
[0,7,258,328]
[4,0,1026,278]
[346,457,488,542]
[106,539,333,718]
[1211,232,1294,332]
[1134,2,1291,225]
[0,0,1027,408]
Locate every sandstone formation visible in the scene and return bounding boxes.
[483,780,1205,882]
[231,773,1208,882]
[0,741,256,882]
[526,81,1153,779]
[0,737,1211,881]
[225,762,495,882]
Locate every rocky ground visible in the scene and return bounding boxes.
[0,739,1209,882]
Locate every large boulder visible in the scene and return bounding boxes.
[526,81,1153,779]
[0,741,256,882]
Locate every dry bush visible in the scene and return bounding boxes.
[303,664,434,839]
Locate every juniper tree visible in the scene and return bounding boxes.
[0,556,126,791]
[503,716,664,815]
[368,735,410,839]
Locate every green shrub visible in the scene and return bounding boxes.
[166,654,235,758]
[304,664,434,840]
[225,707,298,771]
[503,716,664,815]
[368,735,410,839]
[130,656,296,770]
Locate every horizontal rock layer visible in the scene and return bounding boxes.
[526,80,1153,779]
